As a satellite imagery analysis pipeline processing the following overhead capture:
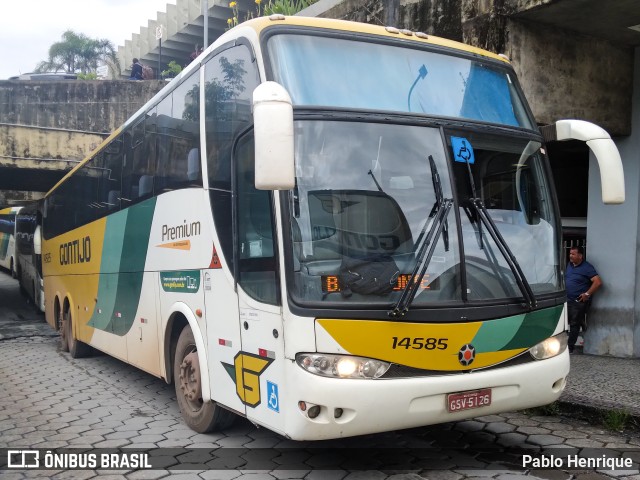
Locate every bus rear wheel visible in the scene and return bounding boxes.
[174,326,235,433]
[62,309,91,358]
[58,309,69,352]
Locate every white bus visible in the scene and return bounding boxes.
[0,206,21,277]
[15,203,45,312]
[41,16,624,440]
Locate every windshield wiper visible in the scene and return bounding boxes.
[389,199,452,317]
[458,143,535,309]
[471,198,536,309]
[389,155,452,317]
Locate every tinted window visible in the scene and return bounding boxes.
[205,44,260,267]
[236,135,279,305]
[156,71,201,192]
[122,117,155,205]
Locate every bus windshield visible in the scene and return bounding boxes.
[267,34,535,129]
[286,120,562,309]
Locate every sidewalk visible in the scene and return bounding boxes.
[562,352,640,417]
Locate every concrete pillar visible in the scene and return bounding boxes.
[166,5,178,37]
[584,47,640,357]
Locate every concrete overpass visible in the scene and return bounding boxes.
[117,0,257,79]
[2,0,640,206]
[120,0,640,67]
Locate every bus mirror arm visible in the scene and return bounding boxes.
[33,225,42,255]
[542,120,625,205]
[252,82,295,191]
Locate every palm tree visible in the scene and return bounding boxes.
[36,30,120,77]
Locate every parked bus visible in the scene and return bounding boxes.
[0,206,21,277]
[15,203,45,312]
[41,16,625,440]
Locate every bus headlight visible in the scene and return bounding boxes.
[296,353,391,379]
[529,333,568,360]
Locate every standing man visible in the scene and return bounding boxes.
[566,246,602,353]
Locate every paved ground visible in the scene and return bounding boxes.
[1,272,640,479]
[562,353,640,417]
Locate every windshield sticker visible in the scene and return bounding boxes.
[451,137,475,164]
[160,270,200,293]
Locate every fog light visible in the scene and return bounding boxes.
[308,405,321,419]
[334,408,343,419]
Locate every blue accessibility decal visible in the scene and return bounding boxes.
[451,137,475,164]
[267,381,279,413]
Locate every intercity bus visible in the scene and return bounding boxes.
[0,206,21,277]
[15,203,45,312]
[41,16,625,440]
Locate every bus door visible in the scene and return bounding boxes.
[234,134,285,431]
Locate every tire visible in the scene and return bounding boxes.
[174,326,235,433]
[17,268,27,297]
[59,309,69,352]
[63,309,91,358]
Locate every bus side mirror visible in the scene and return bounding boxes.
[252,82,295,190]
[34,225,42,255]
[543,120,625,204]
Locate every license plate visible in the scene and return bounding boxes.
[447,388,492,412]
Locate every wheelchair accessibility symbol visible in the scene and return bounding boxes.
[267,381,279,413]
[451,136,475,164]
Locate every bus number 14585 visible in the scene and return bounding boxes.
[391,337,448,350]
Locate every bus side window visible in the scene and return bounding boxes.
[235,134,279,306]
[121,117,154,205]
[155,70,200,192]
[205,43,260,270]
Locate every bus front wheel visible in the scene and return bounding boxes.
[174,326,235,433]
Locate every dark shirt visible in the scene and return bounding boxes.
[130,62,143,80]
[566,260,598,301]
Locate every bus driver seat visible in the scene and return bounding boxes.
[138,175,154,198]
[187,148,200,182]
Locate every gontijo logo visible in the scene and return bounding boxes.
[59,236,91,265]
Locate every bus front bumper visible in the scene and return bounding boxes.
[278,351,569,441]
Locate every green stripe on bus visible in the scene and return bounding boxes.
[111,199,156,335]
[88,212,128,331]
[472,305,563,352]
[500,305,563,350]
[88,198,157,335]
[470,314,525,353]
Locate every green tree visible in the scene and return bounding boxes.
[182,56,247,122]
[36,30,120,77]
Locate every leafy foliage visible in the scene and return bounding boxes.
[36,30,120,77]
[77,72,98,80]
[227,0,316,28]
[602,409,631,432]
[263,0,316,16]
[162,60,183,79]
[182,57,247,122]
